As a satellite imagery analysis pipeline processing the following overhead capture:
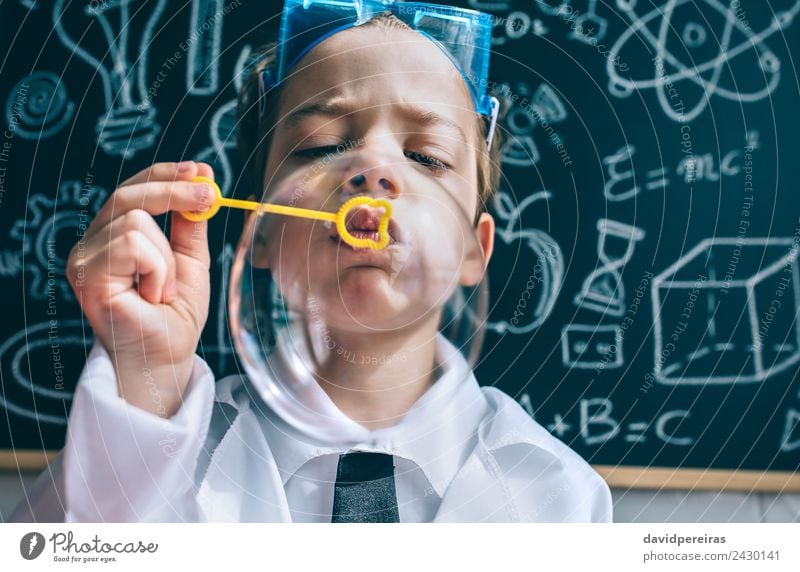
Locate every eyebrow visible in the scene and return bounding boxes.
[281,98,469,145]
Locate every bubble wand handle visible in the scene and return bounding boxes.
[218,195,338,222]
[180,176,391,250]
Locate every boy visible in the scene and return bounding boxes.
[12,1,612,522]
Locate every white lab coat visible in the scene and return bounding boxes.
[12,339,613,523]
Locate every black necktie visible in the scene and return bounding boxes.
[331,452,400,523]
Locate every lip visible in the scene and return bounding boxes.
[327,204,403,250]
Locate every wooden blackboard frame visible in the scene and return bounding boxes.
[1,451,798,492]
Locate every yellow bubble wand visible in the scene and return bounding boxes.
[181,176,392,250]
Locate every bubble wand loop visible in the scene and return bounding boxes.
[181,176,392,250]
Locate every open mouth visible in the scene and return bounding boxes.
[329,203,401,249]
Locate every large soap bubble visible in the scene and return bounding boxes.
[228,148,489,442]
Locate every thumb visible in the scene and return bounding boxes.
[170,161,214,270]
[170,212,211,270]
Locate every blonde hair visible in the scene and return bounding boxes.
[236,13,503,223]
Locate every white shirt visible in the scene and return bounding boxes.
[11,336,612,523]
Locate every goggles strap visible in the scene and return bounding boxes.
[484,95,500,150]
[258,68,275,122]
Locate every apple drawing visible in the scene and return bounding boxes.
[486,190,564,335]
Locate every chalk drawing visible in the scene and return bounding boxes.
[487,190,564,334]
[574,218,646,317]
[8,179,108,301]
[604,130,760,200]
[652,238,800,384]
[547,413,572,437]
[537,0,571,16]
[194,100,237,196]
[53,0,167,157]
[602,145,670,202]
[780,408,800,452]
[578,397,694,446]
[192,46,251,196]
[497,82,568,167]
[568,0,608,44]
[561,323,623,368]
[0,320,91,425]
[607,0,800,122]
[187,0,225,95]
[5,71,74,139]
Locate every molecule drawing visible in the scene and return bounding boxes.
[607,0,800,122]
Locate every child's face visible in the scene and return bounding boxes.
[250,24,494,334]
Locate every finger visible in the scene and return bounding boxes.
[169,211,211,270]
[87,230,171,305]
[88,209,178,300]
[120,161,199,187]
[195,162,214,179]
[85,180,216,242]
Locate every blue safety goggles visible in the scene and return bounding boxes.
[258,0,499,148]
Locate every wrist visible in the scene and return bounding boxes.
[110,354,196,418]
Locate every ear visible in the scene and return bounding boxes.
[459,211,494,286]
[240,193,271,270]
[476,211,495,264]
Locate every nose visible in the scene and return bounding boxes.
[340,159,401,199]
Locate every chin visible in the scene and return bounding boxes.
[317,271,415,332]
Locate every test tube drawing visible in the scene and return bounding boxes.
[187,0,225,95]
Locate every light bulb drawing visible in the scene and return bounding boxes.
[53,0,167,158]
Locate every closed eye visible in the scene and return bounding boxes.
[293,145,452,174]
[405,151,450,173]
[293,144,342,158]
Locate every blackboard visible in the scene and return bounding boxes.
[1,0,798,491]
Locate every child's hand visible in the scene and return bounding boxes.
[66,161,216,418]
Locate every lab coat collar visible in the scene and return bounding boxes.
[251,334,490,497]
[201,337,575,522]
